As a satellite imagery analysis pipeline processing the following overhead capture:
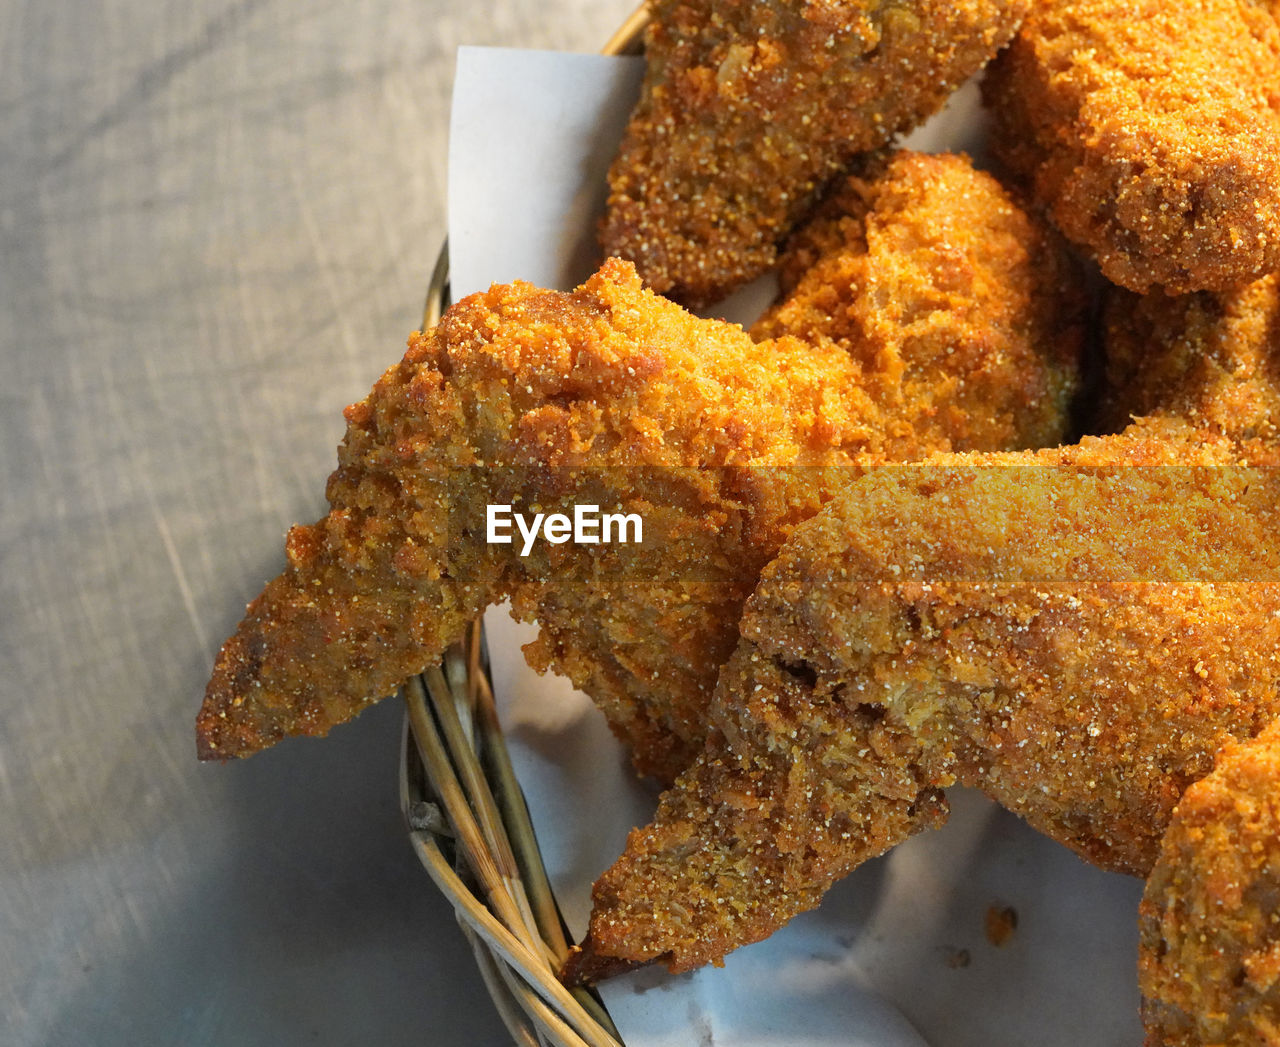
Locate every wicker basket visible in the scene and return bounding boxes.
[399,9,648,1045]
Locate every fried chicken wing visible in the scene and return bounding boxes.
[573,422,1280,977]
[982,0,1280,294]
[199,152,1082,769]
[601,0,1030,307]
[571,286,1280,976]
[1139,719,1280,1046]
[199,258,863,759]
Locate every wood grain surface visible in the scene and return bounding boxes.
[0,2,637,1043]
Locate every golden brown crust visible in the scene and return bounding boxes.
[754,151,1083,455]
[581,645,949,974]
[602,0,1030,306]
[1100,275,1280,441]
[983,0,1280,293]
[199,259,869,759]
[1139,720,1280,1046]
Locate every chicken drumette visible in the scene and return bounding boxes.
[571,275,1280,1047]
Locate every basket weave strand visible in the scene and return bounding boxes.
[401,628,624,1047]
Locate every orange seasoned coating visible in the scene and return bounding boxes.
[982,0,1280,294]
[753,151,1082,455]
[198,259,867,759]
[1100,275,1280,441]
[601,0,1030,307]
[1139,720,1280,1047]
[198,154,1084,772]
[573,421,1280,976]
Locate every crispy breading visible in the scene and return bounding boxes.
[548,153,1080,780]
[572,420,1280,977]
[1100,275,1280,441]
[1139,719,1280,1047]
[572,252,1280,974]
[198,259,867,759]
[753,151,1081,455]
[198,155,1083,773]
[982,0,1280,293]
[601,0,1030,307]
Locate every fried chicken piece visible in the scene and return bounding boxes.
[751,151,1080,455]
[1139,719,1280,1046]
[601,0,1030,307]
[571,304,1280,975]
[982,0,1280,294]
[1099,275,1280,441]
[198,258,865,759]
[199,154,1083,772]
[572,420,1280,977]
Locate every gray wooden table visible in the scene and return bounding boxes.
[1,2,637,1042]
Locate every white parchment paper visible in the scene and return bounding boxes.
[448,45,1145,1047]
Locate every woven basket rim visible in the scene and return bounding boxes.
[400,7,649,1046]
